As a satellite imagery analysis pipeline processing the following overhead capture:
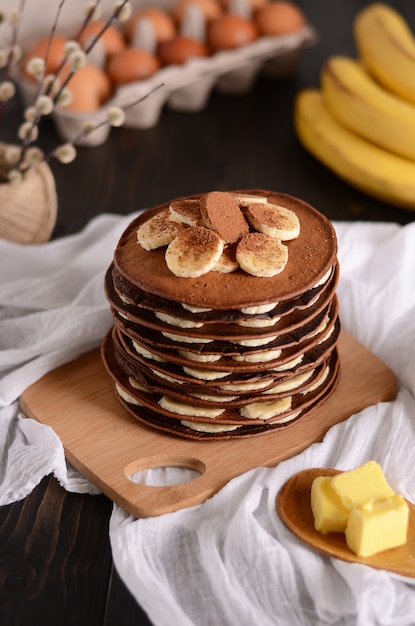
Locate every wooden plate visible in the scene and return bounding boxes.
[277,468,415,578]
[20,331,398,518]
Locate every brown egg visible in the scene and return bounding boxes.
[20,34,68,80]
[173,0,223,23]
[64,64,112,112]
[124,8,177,44]
[106,48,161,86]
[158,36,209,65]
[207,14,258,51]
[78,20,126,57]
[255,1,306,35]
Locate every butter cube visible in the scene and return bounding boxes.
[345,495,409,557]
[311,476,350,534]
[330,461,394,510]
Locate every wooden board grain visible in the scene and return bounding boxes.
[20,331,398,518]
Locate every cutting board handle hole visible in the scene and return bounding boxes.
[124,455,205,487]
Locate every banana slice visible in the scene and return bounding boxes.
[231,335,277,347]
[313,266,332,288]
[182,366,229,380]
[232,347,282,363]
[116,383,143,406]
[132,340,167,362]
[239,302,278,314]
[189,392,238,402]
[245,203,300,240]
[236,316,281,328]
[155,371,184,384]
[159,395,225,418]
[236,232,288,277]
[181,420,240,433]
[137,209,186,251]
[155,311,204,328]
[118,292,134,305]
[169,199,204,226]
[222,378,273,392]
[165,226,224,278]
[263,369,314,394]
[317,324,335,345]
[213,244,239,273]
[301,365,330,394]
[272,354,303,372]
[308,314,330,338]
[162,331,213,344]
[270,410,301,424]
[232,193,268,207]
[239,395,292,420]
[118,311,132,321]
[177,349,222,363]
[181,303,212,312]
[129,377,151,392]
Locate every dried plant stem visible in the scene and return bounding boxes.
[42,0,69,99]
[48,0,102,99]
[53,0,130,106]
[0,0,26,130]
[73,0,104,41]
[4,0,26,81]
[17,0,131,171]
[83,0,129,55]
[47,82,165,161]
[15,0,66,170]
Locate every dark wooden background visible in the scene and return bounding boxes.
[1,1,414,624]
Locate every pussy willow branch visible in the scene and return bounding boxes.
[53,0,131,103]
[73,0,103,41]
[58,82,165,149]
[42,0,71,98]
[83,0,128,55]
[16,0,66,168]
[0,0,26,131]
[19,0,130,170]
[4,0,26,81]
[47,0,103,98]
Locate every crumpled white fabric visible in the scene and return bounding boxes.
[1,214,415,626]
[0,212,133,501]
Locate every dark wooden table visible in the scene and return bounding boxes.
[1,2,414,624]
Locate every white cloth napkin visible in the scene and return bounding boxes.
[1,214,415,626]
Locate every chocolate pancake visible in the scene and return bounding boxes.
[110,327,338,408]
[101,330,340,440]
[103,190,341,440]
[113,190,337,310]
[106,263,339,340]
[115,315,340,385]
[112,299,339,378]
[107,261,339,324]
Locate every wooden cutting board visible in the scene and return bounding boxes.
[20,331,398,518]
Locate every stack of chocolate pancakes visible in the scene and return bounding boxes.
[102,189,341,440]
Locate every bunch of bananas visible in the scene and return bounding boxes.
[294,3,415,210]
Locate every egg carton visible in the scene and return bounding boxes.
[16,25,317,147]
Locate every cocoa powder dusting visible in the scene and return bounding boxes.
[169,199,202,224]
[246,204,285,228]
[237,232,269,253]
[180,226,221,255]
[200,191,249,243]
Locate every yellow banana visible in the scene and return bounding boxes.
[294,88,415,210]
[321,55,415,162]
[354,3,415,105]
